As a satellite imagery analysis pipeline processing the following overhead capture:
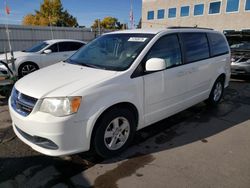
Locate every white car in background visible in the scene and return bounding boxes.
[0,39,86,77]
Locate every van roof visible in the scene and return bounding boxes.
[108,27,219,35]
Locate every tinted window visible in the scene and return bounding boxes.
[230,42,250,50]
[70,42,84,51]
[168,8,176,18]
[245,0,250,10]
[209,2,221,14]
[208,33,229,56]
[180,33,210,63]
[146,35,182,68]
[58,42,84,52]
[194,4,204,16]
[181,6,190,17]
[157,9,165,19]
[47,43,59,53]
[226,0,240,12]
[147,11,154,20]
[24,42,49,52]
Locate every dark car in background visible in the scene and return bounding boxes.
[225,31,250,76]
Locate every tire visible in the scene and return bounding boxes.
[206,77,224,106]
[93,108,136,158]
[18,62,39,78]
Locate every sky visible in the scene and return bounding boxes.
[0,0,142,27]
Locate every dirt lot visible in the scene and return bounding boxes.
[0,77,250,188]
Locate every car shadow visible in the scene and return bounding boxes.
[0,97,8,106]
[0,155,94,187]
[231,75,250,83]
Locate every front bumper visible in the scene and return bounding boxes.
[9,99,91,156]
[231,63,250,75]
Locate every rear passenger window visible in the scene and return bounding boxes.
[208,33,229,57]
[70,42,84,51]
[180,33,210,63]
[146,35,182,68]
[58,42,84,52]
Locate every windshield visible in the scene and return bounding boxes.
[230,41,250,50]
[67,33,154,71]
[23,42,49,53]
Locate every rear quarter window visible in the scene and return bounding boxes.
[207,33,229,57]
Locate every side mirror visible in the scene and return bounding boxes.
[145,58,166,72]
[43,49,52,54]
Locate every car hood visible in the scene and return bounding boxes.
[15,62,118,99]
[0,51,35,60]
[231,49,250,57]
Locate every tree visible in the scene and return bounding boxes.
[91,17,125,30]
[22,14,37,25]
[101,17,117,29]
[22,0,78,27]
[91,19,100,29]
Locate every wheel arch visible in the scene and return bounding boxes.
[217,73,226,85]
[89,102,139,151]
[17,61,39,77]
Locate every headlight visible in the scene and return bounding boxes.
[39,97,82,117]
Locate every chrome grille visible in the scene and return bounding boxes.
[11,88,37,116]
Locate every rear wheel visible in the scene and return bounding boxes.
[206,77,224,106]
[18,63,39,78]
[93,108,136,158]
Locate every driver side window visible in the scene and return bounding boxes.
[47,43,59,53]
[146,34,182,69]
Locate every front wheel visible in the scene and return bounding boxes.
[93,108,136,158]
[206,77,224,106]
[18,63,39,78]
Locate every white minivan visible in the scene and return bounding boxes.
[9,28,231,158]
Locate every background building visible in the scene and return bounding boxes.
[142,0,250,31]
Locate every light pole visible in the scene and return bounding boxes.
[4,0,16,75]
[130,0,134,29]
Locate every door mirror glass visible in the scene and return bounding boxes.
[43,49,52,54]
[145,58,166,72]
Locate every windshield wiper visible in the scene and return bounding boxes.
[66,59,106,70]
[83,63,106,70]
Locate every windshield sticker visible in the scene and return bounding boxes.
[128,37,148,42]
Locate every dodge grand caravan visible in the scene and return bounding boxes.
[9,28,231,158]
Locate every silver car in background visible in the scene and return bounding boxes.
[225,30,250,76]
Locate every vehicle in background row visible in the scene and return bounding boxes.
[225,31,250,76]
[9,28,230,158]
[0,39,86,77]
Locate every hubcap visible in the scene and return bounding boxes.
[104,117,130,151]
[213,82,222,102]
[21,64,37,76]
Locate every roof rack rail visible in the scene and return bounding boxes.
[167,26,214,30]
